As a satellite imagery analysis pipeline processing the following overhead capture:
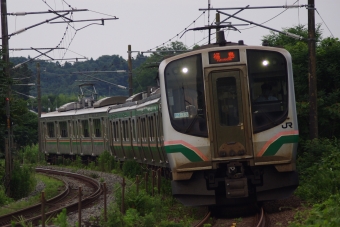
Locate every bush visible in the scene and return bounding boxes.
[296,138,339,172]
[101,203,124,227]
[10,162,35,200]
[0,186,12,206]
[122,160,143,178]
[107,182,170,226]
[295,138,340,203]
[18,145,45,165]
[289,194,340,226]
[73,155,84,168]
[97,151,116,172]
[53,208,69,227]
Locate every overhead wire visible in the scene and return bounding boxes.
[41,0,82,61]
[298,0,300,25]
[315,9,334,38]
[65,48,87,59]
[61,0,75,10]
[185,0,302,48]
[89,10,116,18]
[147,11,206,51]
[239,0,299,31]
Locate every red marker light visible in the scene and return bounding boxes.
[5,97,9,101]
[213,51,235,62]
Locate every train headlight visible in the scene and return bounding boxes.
[182,67,188,74]
[262,60,269,66]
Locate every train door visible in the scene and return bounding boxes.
[80,119,91,155]
[205,66,253,160]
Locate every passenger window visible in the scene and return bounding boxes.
[47,122,55,137]
[216,77,239,126]
[247,49,288,133]
[82,120,89,137]
[93,119,101,137]
[60,121,68,137]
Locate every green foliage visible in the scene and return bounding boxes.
[295,138,340,203]
[0,185,12,206]
[105,178,196,227]
[53,208,69,227]
[19,145,45,165]
[101,203,124,227]
[122,160,143,178]
[0,95,32,154]
[108,182,170,226]
[13,112,38,150]
[10,55,140,98]
[133,41,188,93]
[289,194,340,226]
[73,155,84,168]
[97,150,116,172]
[0,59,38,154]
[10,162,35,200]
[123,208,143,227]
[11,215,34,227]
[262,24,323,47]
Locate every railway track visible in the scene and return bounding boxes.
[0,168,102,226]
[255,207,267,227]
[195,206,268,227]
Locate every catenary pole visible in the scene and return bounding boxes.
[37,63,42,155]
[128,45,133,96]
[1,0,12,196]
[216,13,220,42]
[308,0,318,139]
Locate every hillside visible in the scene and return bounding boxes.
[10,54,147,98]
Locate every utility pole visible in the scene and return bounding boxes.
[308,0,318,139]
[216,13,220,43]
[37,63,42,155]
[2,0,12,196]
[128,45,133,97]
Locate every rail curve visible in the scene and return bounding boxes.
[0,168,102,226]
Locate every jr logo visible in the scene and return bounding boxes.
[282,122,293,129]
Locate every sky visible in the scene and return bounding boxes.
[4,0,340,63]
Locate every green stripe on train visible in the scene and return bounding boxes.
[165,144,203,162]
[47,142,104,146]
[263,135,299,156]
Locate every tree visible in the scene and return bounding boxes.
[133,41,188,93]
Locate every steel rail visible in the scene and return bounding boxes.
[0,168,102,226]
[193,210,211,227]
[0,174,70,226]
[256,207,267,227]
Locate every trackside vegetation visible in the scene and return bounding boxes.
[47,150,207,227]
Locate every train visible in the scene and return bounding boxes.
[40,31,299,206]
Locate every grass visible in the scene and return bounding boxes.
[0,173,64,216]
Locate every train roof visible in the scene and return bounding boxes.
[40,105,109,118]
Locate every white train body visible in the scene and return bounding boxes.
[41,41,299,206]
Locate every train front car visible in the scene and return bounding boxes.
[159,43,299,206]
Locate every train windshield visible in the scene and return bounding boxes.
[247,50,289,133]
[164,54,208,137]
